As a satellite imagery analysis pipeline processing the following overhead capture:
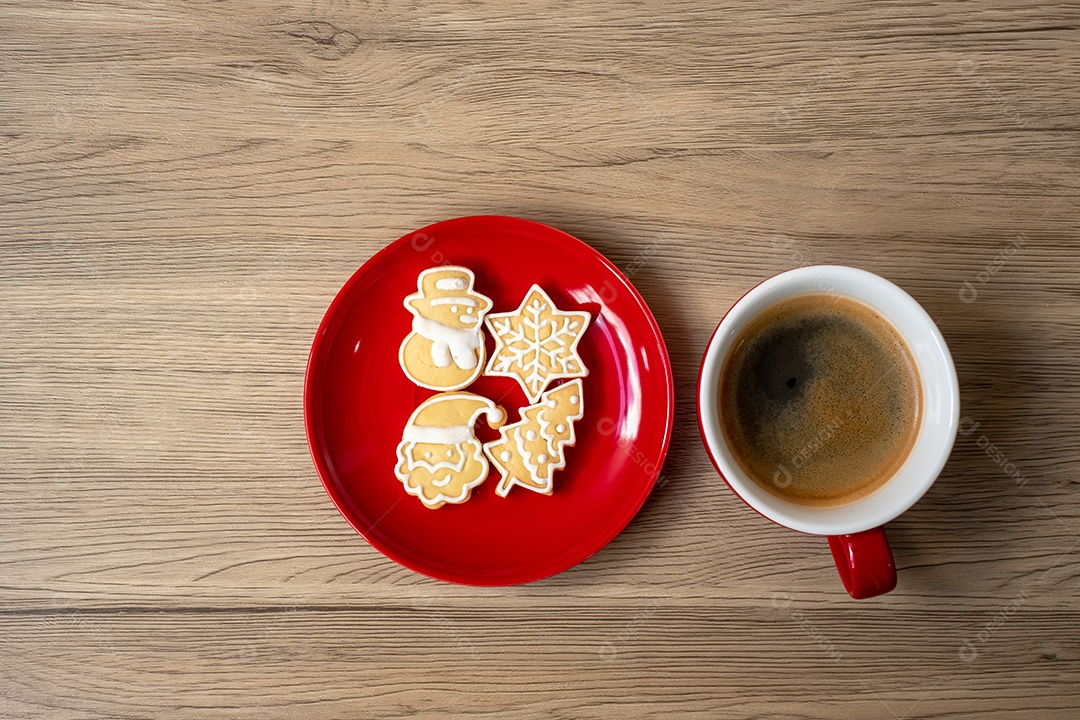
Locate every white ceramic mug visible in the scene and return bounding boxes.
[697,265,959,598]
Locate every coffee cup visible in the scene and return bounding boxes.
[697,265,959,598]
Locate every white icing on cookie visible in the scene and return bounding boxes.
[435,278,467,290]
[514,427,543,478]
[412,316,483,370]
[402,425,473,445]
[398,441,468,474]
[431,297,478,307]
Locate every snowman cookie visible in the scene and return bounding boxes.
[483,379,584,497]
[400,266,493,391]
[395,392,506,509]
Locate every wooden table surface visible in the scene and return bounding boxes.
[3,2,1079,718]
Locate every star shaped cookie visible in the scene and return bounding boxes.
[484,285,590,402]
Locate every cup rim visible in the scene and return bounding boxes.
[697,265,960,536]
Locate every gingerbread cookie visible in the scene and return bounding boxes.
[484,285,590,403]
[483,379,584,497]
[395,392,506,509]
[400,266,493,391]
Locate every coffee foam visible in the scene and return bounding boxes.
[718,294,921,507]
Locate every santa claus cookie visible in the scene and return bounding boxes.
[395,392,506,509]
[400,266,493,391]
[484,285,590,403]
[483,379,584,497]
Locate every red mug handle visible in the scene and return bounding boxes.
[827,527,897,599]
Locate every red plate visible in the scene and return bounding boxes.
[304,216,673,584]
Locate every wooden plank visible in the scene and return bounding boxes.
[1,606,1078,719]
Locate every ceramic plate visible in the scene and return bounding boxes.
[304,216,673,584]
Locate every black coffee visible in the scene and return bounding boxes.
[718,294,921,507]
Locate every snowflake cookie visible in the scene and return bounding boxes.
[484,285,590,402]
[483,379,584,497]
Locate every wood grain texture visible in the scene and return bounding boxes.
[2,1,1079,717]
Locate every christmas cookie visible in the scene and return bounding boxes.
[400,266,493,391]
[483,379,584,497]
[395,392,506,509]
[484,285,590,403]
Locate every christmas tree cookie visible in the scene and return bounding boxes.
[483,379,584,497]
